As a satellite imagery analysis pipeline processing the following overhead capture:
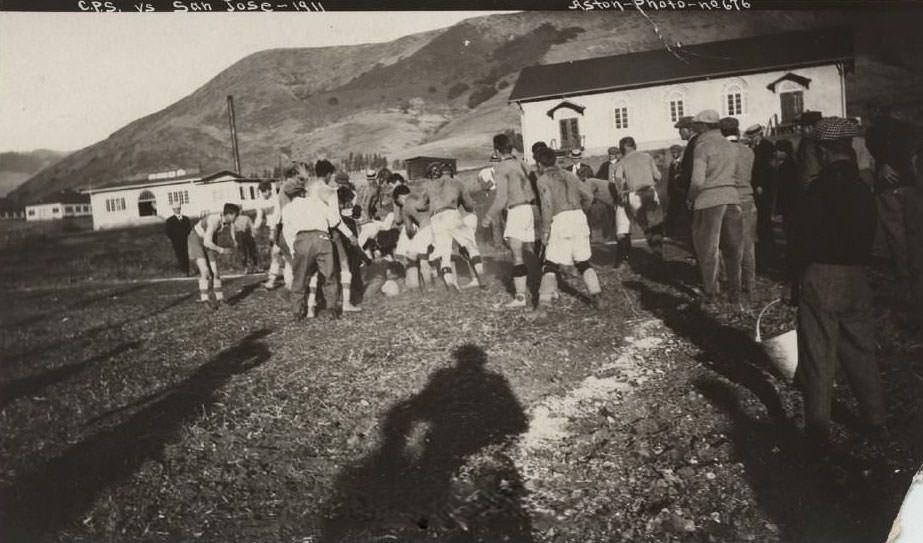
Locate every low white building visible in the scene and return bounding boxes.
[509,27,853,159]
[86,169,272,230]
[25,192,92,222]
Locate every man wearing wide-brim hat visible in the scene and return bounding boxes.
[566,148,595,181]
[792,116,886,449]
[686,109,744,308]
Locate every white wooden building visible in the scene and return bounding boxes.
[24,192,92,222]
[509,27,853,159]
[86,169,271,231]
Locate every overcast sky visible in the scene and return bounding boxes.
[0,12,503,153]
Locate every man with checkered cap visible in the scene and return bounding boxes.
[793,116,886,448]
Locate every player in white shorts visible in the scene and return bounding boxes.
[534,146,604,310]
[481,133,541,309]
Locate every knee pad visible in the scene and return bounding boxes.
[512,264,528,278]
[575,260,592,274]
[542,261,560,275]
[440,266,453,276]
[470,255,482,266]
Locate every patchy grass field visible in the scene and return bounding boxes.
[1,223,921,543]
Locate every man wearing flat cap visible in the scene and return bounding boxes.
[596,146,622,181]
[796,111,824,189]
[793,116,886,449]
[687,109,743,308]
[721,117,756,309]
[671,115,702,245]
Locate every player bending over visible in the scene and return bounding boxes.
[188,203,241,308]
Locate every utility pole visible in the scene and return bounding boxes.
[226,95,241,175]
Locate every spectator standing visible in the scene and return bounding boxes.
[745,124,777,271]
[165,205,193,275]
[595,146,622,181]
[665,144,687,239]
[686,110,743,308]
[796,110,824,189]
[793,116,886,447]
[722,117,757,309]
[865,103,922,309]
[771,139,800,281]
[566,148,595,181]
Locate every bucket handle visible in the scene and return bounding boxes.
[755,298,782,343]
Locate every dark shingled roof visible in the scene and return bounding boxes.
[509,27,853,103]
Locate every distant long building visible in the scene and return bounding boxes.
[25,191,91,222]
[84,169,272,230]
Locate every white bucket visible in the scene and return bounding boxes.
[755,299,799,382]
[888,464,923,543]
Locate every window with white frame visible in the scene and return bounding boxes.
[239,186,247,200]
[105,197,126,213]
[614,102,629,129]
[167,191,189,206]
[249,186,256,200]
[28,209,35,216]
[668,92,685,123]
[724,84,745,116]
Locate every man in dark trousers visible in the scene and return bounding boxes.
[745,123,777,271]
[865,102,922,311]
[794,116,886,449]
[165,204,193,275]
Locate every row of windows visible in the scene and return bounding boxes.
[600,89,745,130]
[64,205,91,213]
[105,198,126,213]
[168,190,190,206]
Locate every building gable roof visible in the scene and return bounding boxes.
[766,72,813,92]
[546,100,586,119]
[509,27,853,103]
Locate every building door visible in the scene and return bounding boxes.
[780,91,804,124]
[138,190,157,217]
[559,118,580,150]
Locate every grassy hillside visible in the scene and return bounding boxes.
[0,150,68,198]
[10,9,923,205]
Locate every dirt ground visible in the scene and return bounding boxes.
[0,224,921,543]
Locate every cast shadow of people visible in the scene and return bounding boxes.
[0,329,273,542]
[319,344,534,543]
[623,279,786,422]
[0,340,141,410]
[694,377,900,543]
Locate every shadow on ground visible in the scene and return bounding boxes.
[624,279,910,543]
[0,341,142,410]
[0,329,272,542]
[318,344,534,543]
